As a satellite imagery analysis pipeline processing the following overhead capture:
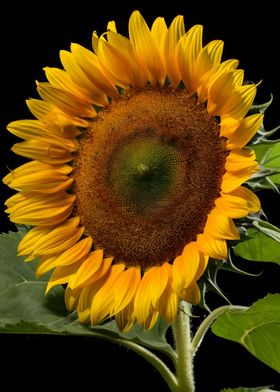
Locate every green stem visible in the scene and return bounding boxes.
[172,301,195,392]
[115,338,179,391]
[80,330,178,391]
[192,304,248,356]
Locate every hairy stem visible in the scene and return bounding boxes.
[116,338,179,391]
[172,301,195,392]
[192,304,248,355]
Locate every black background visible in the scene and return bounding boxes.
[0,1,279,391]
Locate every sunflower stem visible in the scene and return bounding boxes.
[192,304,248,356]
[172,301,195,392]
[115,338,179,391]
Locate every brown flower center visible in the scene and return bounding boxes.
[72,88,227,268]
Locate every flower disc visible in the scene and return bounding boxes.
[74,88,227,267]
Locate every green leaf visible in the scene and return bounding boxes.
[248,174,280,191]
[251,140,280,165]
[252,220,280,243]
[248,140,280,190]
[91,317,174,358]
[260,142,280,169]
[212,294,280,374]
[221,387,277,392]
[233,228,280,264]
[0,229,89,334]
[0,230,174,358]
[0,229,62,327]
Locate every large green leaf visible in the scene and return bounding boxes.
[251,221,280,243]
[91,317,173,357]
[212,294,280,374]
[0,230,174,358]
[248,140,280,190]
[0,228,95,335]
[221,387,277,392]
[252,141,280,169]
[233,228,280,264]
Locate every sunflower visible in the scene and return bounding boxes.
[3,11,262,331]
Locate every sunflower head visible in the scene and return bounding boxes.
[3,10,262,331]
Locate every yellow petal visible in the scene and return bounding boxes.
[137,307,159,331]
[44,66,96,104]
[222,84,257,119]
[219,116,241,137]
[208,70,257,118]
[195,252,209,281]
[197,233,228,259]
[164,15,185,87]
[92,31,99,54]
[167,15,185,47]
[65,286,81,311]
[221,149,259,192]
[129,10,164,85]
[158,290,178,324]
[134,262,169,329]
[206,59,240,98]
[225,148,257,172]
[46,261,83,293]
[18,216,81,257]
[226,113,263,149]
[107,20,117,32]
[176,24,203,92]
[78,280,105,324]
[7,193,75,227]
[150,262,170,308]
[204,208,240,240]
[221,168,258,193]
[151,17,168,57]
[216,186,260,218]
[36,236,92,276]
[7,120,48,140]
[18,226,49,258]
[207,70,238,115]
[70,43,119,98]
[59,51,109,105]
[70,250,112,289]
[43,110,84,138]
[215,192,249,218]
[157,278,179,324]
[4,193,26,208]
[172,242,201,293]
[216,59,239,74]
[194,40,224,101]
[3,161,72,186]
[106,31,146,87]
[26,99,54,120]
[11,138,74,164]
[90,263,126,324]
[115,301,136,332]
[113,266,141,314]
[8,117,80,142]
[26,99,89,135]
[37,83,96,118]
[8,170,73,194]
[180,283,201,305]
[33,227,84,257]
[231,186,261,213]
[97,38,140,88]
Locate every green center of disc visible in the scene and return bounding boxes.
[109,138,185,214]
